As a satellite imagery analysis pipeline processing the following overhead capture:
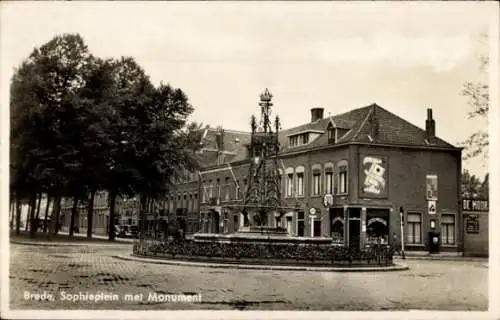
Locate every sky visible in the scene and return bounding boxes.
[0,1,497,179]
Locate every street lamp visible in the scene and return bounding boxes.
[399,206,406,260]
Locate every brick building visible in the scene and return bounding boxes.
[171,103,462,253]
[60,190,112,235]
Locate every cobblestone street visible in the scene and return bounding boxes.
[9,243,488,311]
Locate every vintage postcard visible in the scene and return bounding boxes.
[1,1,499,320]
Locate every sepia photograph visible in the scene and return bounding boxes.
[1,1,499,320]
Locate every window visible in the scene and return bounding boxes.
[224,177,230,201]
[287,174,294,197]
[243,179,247,198]
[193,194,198,212]
[278,169,283,196]
[297,211,305,237]
[328,125,337,143]
[338,164,348,194]
[290,135,299,147]
[234,215,239,231]
[296,173,304,197]
[406,213,422,244]
[216,179,221,198]
[441,214,455,245]
[324,164,334,194]
[208,180,213,198]
[312,172,321,195]
[302,133,309,144]
[235,180,240,200]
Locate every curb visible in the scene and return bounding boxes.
[10,240,133,247]
[394,256,488,262]
[112,254,409,272]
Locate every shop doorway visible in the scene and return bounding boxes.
[286,217,293,235]
[349,208,361,248]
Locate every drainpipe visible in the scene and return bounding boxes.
[400,206,406,259]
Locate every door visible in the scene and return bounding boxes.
[286,217,293,235]
[349,219,360,249]
[314,220,321,237]
[428,231,440,253]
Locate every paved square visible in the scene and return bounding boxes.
[9,243,488,310]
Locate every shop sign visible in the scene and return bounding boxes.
[428,200,436,215]
[367,217,387,226]
[462,199,489,212]
[426,174,438,200]
[323,194,334,207]
[466,216,480,234]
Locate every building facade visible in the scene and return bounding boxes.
[60,191,116,235]
[462,198,489,257]
[171,103,462,253]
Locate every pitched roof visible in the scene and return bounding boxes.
[197,128,251,167]
[197,103,458,168]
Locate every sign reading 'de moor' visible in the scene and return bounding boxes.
[462,199,489,212]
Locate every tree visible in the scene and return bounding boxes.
[461,33,489,161]
[461,169,482,198]
[10,33,93,238]
[479,173,489,199]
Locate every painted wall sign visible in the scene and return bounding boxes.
[462,199,489,212]
[426,174,438,200]
[428,200,436,215]
[360,156,388,198]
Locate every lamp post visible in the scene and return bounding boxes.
[309,208,316,237]
[399,206,406,259]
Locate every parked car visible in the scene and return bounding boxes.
[118,225,134,238]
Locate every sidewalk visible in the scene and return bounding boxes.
[114,254,410,272]
[10,230,134,247]
[394,251,488,262]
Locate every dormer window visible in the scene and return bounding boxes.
[328,125,337,143]
[289,132,311,147]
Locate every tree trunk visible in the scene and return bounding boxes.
[28,194,37,238]
[69,195,78,237]
[10,200,15,230]
[87,190,96,239]
[43,196,51,232]
[25,197,33,231]
[140,195,147,240]
[15,192,22,236]
[108,191,117,241]
[48,195,62,240]
[34,193,43,232]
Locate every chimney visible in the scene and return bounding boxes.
[311,107,324,122]
[425,108,436,139]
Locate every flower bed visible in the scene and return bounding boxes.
[133,240,394,266]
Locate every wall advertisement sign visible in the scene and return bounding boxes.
[426,174,438,200]
[360,155,388,198]
[466,215,480,234]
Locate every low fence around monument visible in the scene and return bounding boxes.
[133,240,394,266]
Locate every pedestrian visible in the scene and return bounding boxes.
[392,232,400,255]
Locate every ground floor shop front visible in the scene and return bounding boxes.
[198,204,462,253]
